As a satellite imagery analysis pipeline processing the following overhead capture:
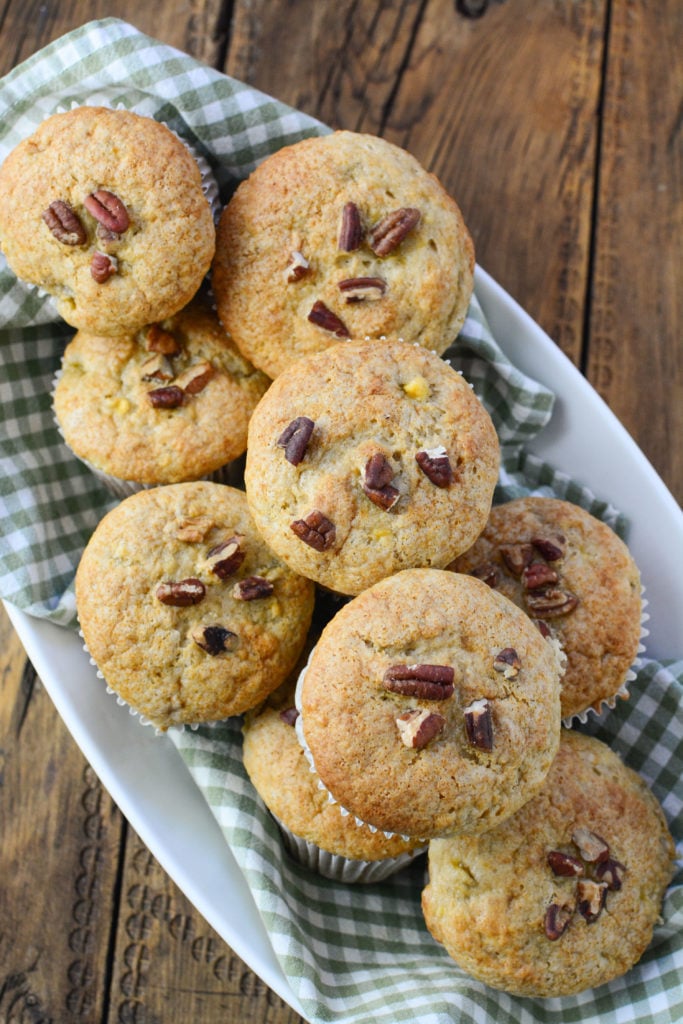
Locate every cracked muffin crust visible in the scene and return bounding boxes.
[244,338,500,596]
[422,729,675,997]
[0,106,215,334]
[75,482,315,730]
[54,297,270,489]
[296,568,563,839]
[212,130,474,378]
[449,497,643,721]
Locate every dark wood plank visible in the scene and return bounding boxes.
[586,0,683,502]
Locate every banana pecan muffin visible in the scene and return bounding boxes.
[244,338,499,596]
[212,130,474,378]
[0,106,215,334]
[449,497,643,722]
[422,729,675,996]
[75,482,315,730]
[242,677,426,883]
[296,568,563,840]
[53,297,270,495]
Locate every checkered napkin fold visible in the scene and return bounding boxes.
[0,19,680,1024]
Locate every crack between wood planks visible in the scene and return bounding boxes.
[580,0,613,377]
[99,817,129,1024]
[378,0,430,137]
[213,0,237,71]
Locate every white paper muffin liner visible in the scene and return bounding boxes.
[561,583,649,727]
[270,811,425,885]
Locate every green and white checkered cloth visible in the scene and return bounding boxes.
[0,20,680,1024]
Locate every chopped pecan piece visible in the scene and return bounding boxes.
[499,543,534,576]
[547,850,585,877]
[544,899,575,940]
[363,453,399,510]
[536,619,552,638]
[90,250,118,283]
[571,827,610,863]
[492,647,521,678]
[141,353,174,382]
[338,201,363,251]
[464,699,494,751]
[532,534,567,561]
[145,324,182,356]
[338,276,387,302]
[156,578,206,606]
[192,624,238,655]
[175,515,215,543]
[232,576,274,601]
[522,561,559,590]
[173,361,214,395]
[577,879,608,923]
[147,385,185,409]
[285,249,310,282]
[383,664,455,700]
[290,510,336,551]
[307,300,349,338]
[470,562,500,588]
[277,416,315,466]
[279,707,300,726]
[206,535,245,579]
[594,857,626,891]
[396,709,446,749]
[415,446,453,488]
[84,189,130,233]
[369,207,420,256]
[525,587,579,618]
[42,200,87,245]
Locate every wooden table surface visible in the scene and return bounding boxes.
[1,2,681,1022]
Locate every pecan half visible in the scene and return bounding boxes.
[362,453,399,510]
[285,250,310,282]
[338,201,363,251]
[464,698,494,751]
[279,707,300,726]
[577,879,608,923]
[156,578,206,606]
[84,189,130,233]
[369,207,420,256]
[594,857,626,891]
[396,709,446,749]
[525,587,579,618]
[174,361,214,395]
[499,542,534,576]
[547,850,585,877]
[232,576,274,601]
[492,647,521,678]
[307,300,350,338]
[571,828,610,863]
[544,900,574,940]
[290,510,336,551]
[383,664,455,701]
[206,535,245,579]
[277,416,315,466]
[90,250,118,283]
[147,385,184,409]
[415,446,453,488]
[141,353,174,382]
[42,200,86,245]
[145,324,182,356]
[522,561,559,590]
[192,624,238,655]
[532,534,567,561]
[338,276,387,302]
[470,562,500,588]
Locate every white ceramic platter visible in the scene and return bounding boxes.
[5,265,683,1022]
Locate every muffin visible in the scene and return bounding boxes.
[75,482,315,730]
[244,338,499,595]
[422,729,676,997]
[0,106,215,334]
[212,130,474,378]
[296,568,564,840]
[53,297,270,495]
[449,497,643,721]
[242,678,426,883]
